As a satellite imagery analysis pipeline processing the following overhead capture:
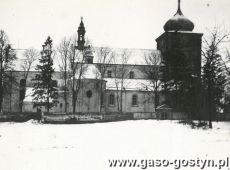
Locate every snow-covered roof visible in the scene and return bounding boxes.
[14,47,161,72]
[75,64,101,79]
[93,47,161,65]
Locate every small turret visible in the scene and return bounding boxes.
[77,17,86,50]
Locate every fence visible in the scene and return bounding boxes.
[0,112,41,122]
[0,111,190,123]
[42,112,153,123]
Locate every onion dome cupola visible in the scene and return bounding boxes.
[164,0,194,32]
[77,17,86,50]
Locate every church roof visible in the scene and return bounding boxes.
[74,64,101,79]
[93,47,160,65]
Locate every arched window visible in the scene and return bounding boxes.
[86,90,92,98]
[132,94,138,106]
[52,80,58,87]
[19,79,26,103]
[107,70,112,78]
[109,93,115,105]
[129,71,134,79]
[20,79,26,87]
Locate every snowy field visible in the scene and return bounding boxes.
[0,120,229,170]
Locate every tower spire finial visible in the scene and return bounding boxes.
[176,0,183,15]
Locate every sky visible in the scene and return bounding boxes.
[1,0,230,66]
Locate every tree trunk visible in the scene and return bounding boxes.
[72,68,76,113]
[116,86,120,112]
[72,87,76,113]
[0,79,2,112]
[20,80,27,113]
[0,84,2,112]
[47,88,50,113]
[175,80,178,110]
[208,105,213,128]
[47,97,49,113]
[100,79,103,112]
[64,70,67,113]
[207,84,213,128]
[0,50,3,112]
[154,90,158,110]
[120,83,123,113]
[209,117,212,128]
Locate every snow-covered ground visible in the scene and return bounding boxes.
[0,120,229,170]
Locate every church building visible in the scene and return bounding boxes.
[2,0,202,119]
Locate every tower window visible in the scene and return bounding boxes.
[129,71,134,79]
[80,35,83,41]
[107,70,112,78]
[109,93,115,105]
[132,94,138,106]
[87,58,93,64]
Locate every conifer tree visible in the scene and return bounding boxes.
[0,30,17,112]
[32,36,57,113]
[202,28,228,128]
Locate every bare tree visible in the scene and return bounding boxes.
[96,47,114,111]
[143,51,162,110]
[21,48,39,79]
[19,48,39,112]
[112,49,131,112]
[57,37,71,112]
[56,34,90,113]
[0,30,17,112]
[68,36,88,113]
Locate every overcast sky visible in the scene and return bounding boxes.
[1,0,230,54]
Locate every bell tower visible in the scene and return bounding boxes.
[156,0,203,115]
[77,17,86,51]
[156,0,203,78]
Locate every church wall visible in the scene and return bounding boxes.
[105,90,155,113]
[68,79,104,113]
[3,71,24,112]
[96,64,148,79]
[2,71,64,113]
[2,66,159,114]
